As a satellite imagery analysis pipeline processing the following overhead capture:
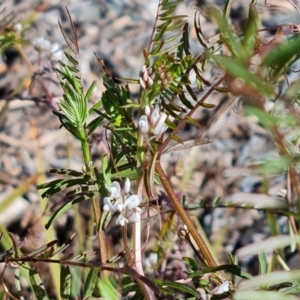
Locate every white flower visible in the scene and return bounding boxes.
[14,23,22,33]
[107,182,121,199]
[50,43,63,61]
[33,36,51,52]
[127,212,140,223]
[103,197,123,212]
[212,281,230,295]
[151,104,160,125]
[153,112,167,135]
[116,214,129,226]
[138,115,149,135]
[124,195,139,210]
[124,178,131,195]
[138,104,167,138]
[104,179,141,226]
[145,105,151,116]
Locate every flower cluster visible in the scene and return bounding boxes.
[33,36,63,61]
[103,178,140,226]
[138,104,167,138]
[139,65,153,90]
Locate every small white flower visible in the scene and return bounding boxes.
[104,179,141,226]
[151,104,160,125]
[33,36,51,52]
[138,104,167,138]
[50,43,63,61]
[128,212,140,223]
[145,105,151,116]
[124,195,139,210]
[138,115,149,135]
[153,112,167,135]
[116,214,129,226]
[108,182,121,199]
[103,197,123,212]
[212,281,230,295]
[14,23,22,33]
[124,178,131,195]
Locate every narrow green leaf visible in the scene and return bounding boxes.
[178,91,194,109]
[160,15,187,21]
[213,55,273,95]
[188,264,252,279]
[242,4,259,57]
[162,0,184,10]
[234,290,298,300]
[185,116,201,128]
[200,102,216,108]
[29,268,49,300]
[83,268,98,299]
[223,0,233,20]
[156,280,198,296]
[15,268,25,300]
[60,266,71,300]
[165,20,187,32]
[263,35,300,79]
[98,277,119,299]
[258,251,267,275]
[85,81,96,100]
[151,41,184,57]
[64,52,79,65]
[238,270,300,291]
[182,257,198,272]
[153,31,183,45]
[158,7,175,18]
[87,115,105,135]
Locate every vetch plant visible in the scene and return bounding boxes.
[2,0,300,299]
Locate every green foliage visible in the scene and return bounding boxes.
[4,0,300,299]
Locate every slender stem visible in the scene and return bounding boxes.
[81,135,108,277]
[155,161,217,267]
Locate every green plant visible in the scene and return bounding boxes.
[1,0,300,299]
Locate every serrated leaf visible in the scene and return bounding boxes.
[29,268,49,300]
[60,266,71,300]
[83,268,98,299]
